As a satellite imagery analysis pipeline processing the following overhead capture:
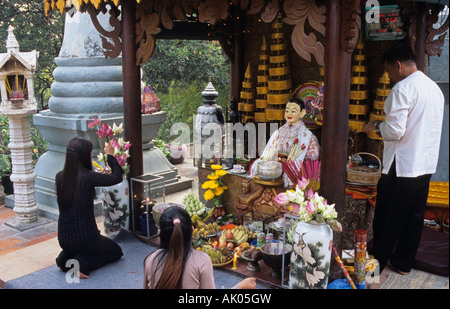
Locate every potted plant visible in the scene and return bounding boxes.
[153,138,179,164]
[166,141,187,164]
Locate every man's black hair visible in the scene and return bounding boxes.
[382,42,416,64]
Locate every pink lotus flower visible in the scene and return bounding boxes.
[290,203,301,213]
[274,192,290,206]
[110,138,120,150]
[115,153,128,166]
[305,201,317,214]
[305,187,314,199]
[297,176,310,191]
[88,117,101,128]
[123,142,132,150]
[90,118,131,174]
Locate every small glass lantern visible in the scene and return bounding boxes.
[241,210,275,233]
[130,174,165,239]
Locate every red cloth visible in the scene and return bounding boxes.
[345,184,377,208]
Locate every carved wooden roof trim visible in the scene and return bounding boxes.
[45,0,330,66]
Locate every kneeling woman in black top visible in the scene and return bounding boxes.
[55,137,124,279]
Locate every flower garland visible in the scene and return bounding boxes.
[88,117,132,174]
[274,177,342,232]
[201,164,228,206]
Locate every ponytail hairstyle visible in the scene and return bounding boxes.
[153,206,193,289]
[56,137,93,208]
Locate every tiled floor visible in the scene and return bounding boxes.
[0,199,58,257]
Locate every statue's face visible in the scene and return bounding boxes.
[285,102,306,124]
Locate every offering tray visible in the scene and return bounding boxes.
[212,259,233,267]
[239,247,263,271]
[253,175,284,186]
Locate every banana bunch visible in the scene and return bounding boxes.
[182,190,206,217]
[233,227,249,245]
[191,207,214,226]
[202,245,234,264]
[219,225,259,245]
[192,221,220,239]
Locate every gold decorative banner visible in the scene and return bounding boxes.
[349,90,368,100]
[373,100,385,110]
[270,55,289,64]
[376,89,390,97]
[267,93,292,105]
[255,99,268,108]
[268,79,292,90]
[349,104,370,115]
[256,87,268,95]
[240,91,255,100]
[238,103,256,112]
[258,75,270,83]
[254,112,267,122]
[266,109,284,121]
[269,66,290,76]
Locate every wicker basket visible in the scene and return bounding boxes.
[346,152,381,185]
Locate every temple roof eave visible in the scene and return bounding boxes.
[0,51,38,75]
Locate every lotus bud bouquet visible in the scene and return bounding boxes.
[274,176,342,232]
[201,164,228,206]
[88,117,132,174]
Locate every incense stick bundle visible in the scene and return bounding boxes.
[282,159,321,185]
[301,160,321,180]
[281,160,298,184]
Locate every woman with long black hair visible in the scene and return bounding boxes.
[55,137,123,279]
[143,206,256,289]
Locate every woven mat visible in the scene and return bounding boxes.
[379,268,449,289]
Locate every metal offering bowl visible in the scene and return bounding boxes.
[152,203,185,229]
[260,243,292,279]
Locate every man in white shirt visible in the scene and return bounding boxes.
[364,43,444,275]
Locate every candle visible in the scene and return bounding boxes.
[354,230,367,286]
[232,252,238,270]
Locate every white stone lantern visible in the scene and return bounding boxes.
[0,25,39,225]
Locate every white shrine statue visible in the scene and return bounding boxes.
[249,98,320,187]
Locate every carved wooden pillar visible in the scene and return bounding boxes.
[415,2,428,72]
[122,0,143,229]
[320,0,360,281]
[230,12,245,102]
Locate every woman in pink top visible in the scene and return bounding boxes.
[143,206,255,289]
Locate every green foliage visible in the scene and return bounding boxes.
[0,154,12,176]
[142,39,230,93]
[142,39,230,143]
[155,80,229,143]
[153,138,171,158]
[0,114,48,175]
[0,0,64,110]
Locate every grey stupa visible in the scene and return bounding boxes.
[18,10,191,219]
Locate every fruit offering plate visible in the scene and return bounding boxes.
[212,259,233,267]
[239,247,262,262]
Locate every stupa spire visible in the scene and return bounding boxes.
[6,25,20,53]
